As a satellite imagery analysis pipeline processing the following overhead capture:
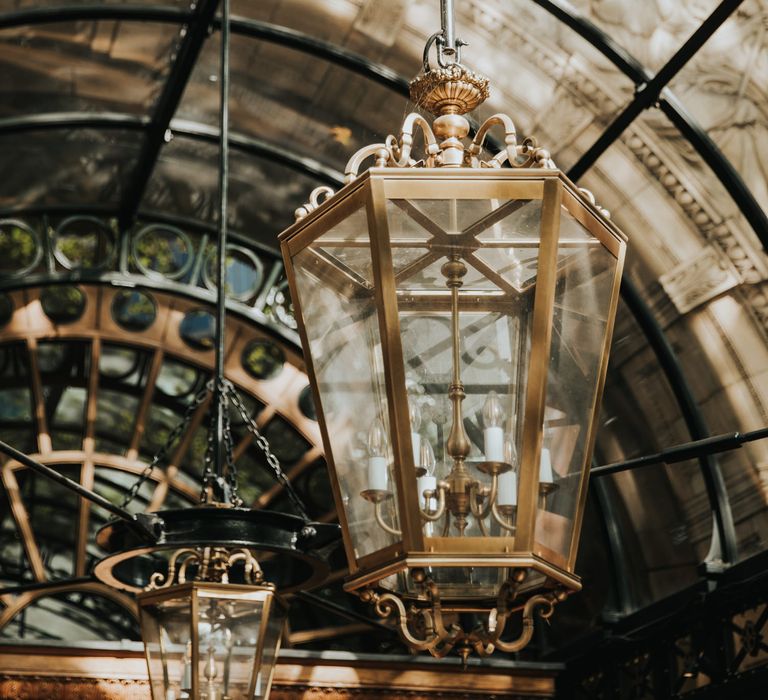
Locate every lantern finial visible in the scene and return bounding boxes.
[409,62,490,116]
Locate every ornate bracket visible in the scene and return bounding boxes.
[146,545,267,590]
[361,577,564,661]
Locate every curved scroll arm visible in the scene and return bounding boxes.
[344,144,391,183]
[420,481,448,522]
[469,113,518,167]
[471,592,558,657]
[146,547,199,590]
[370,591,456,653]
[374,500,402,536]
[392,113,440,168]
[294,186,336,220]
[469,473,497,525]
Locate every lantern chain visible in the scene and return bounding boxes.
[225,380,312,523]
[121,382,211,509]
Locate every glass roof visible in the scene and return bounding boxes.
[0,0,765,664]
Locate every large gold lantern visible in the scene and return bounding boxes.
[279,26,626,660]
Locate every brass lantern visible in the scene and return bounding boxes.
[137,547,285,700]
[279,51,626,659]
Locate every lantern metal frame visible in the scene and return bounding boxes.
[137,546,286,699]
[279,34,627,655]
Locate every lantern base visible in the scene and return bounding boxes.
[94,506,340,594]
[360,575,570,660]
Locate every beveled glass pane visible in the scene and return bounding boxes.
[291,202,402,561]
[534,207,619,566]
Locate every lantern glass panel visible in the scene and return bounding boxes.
[534,208,619,565]
[387,197,546,536]
[139,587,285,700]
[140,594,194,700]
[195,592,283,699]
[291,202,402,560]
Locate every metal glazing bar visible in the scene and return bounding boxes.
[530,0,648,83]
[225,17,410,93]
[0,112,342,188]
[568,0,746,180]
[0,113,148,134]
[169,119,343,187]
[620,278,738,564]
[593,427,768,478]
[532,0,768,249]
[118,0,220,230]
[0,439,140,525]
[0,4,189,29]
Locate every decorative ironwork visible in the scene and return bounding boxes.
[146,545,268,591]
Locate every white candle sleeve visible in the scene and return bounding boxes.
[539,448,554,483]
[367,456,388,491]
[484,426,504,462]
[498,470,517,507]
[411,432,421,467]
[417,475,437,509]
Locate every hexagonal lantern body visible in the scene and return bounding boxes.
[138,582,285,700]
[280,168,625,615]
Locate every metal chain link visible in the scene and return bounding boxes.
[121,382,211,509]
[225,379,311,521]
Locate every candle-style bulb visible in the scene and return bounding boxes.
[483,391,505,462]
[482,390,504,428]
[408,398,422,431]
[539,447,554,484]
[417,440,438,510]
[503,432,517,465]
[367,419,389,492]
[367,419,388,457]
[419,439,436,476]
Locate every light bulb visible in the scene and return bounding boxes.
[539,447,554,484]
[482,391,504,428]
[419,439,436,476]
[503,432,517,465]
[367,419,389,491]
[417,440,437,510]
[367,419,388,457]
[409,399,422,466]
[408,398,422,431]
[483,391,505,462]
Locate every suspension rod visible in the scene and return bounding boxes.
[212,0,231,492]
[591,426,768,478]
[0,439,139,524]
[441,0,456,53]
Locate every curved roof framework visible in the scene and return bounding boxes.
[0,0,766,668]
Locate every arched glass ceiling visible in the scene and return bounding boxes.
[0,0,766,659]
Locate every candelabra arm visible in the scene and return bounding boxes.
[420,480,448,522]
[366,586,459,654]
[469,473,496,522]
[470,593,557,657]
[491,499,516,532]
[374,499,402,536]
[469,113,518,167]
[394,113,439,167]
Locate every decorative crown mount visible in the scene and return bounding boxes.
[146,546,271,591]
[296,63,609,221]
